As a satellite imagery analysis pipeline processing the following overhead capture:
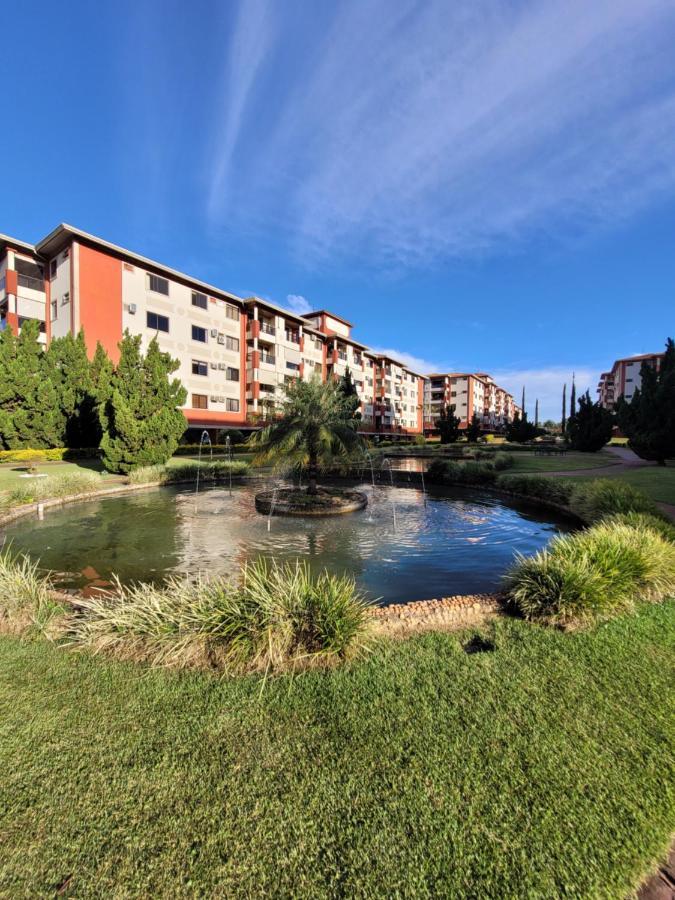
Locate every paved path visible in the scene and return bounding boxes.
[537,445,656,480]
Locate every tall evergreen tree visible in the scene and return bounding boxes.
[436,403,461,444]
[100,332,187,473]
[570,374,576,420]
[337,366,362,419]
[0,320,62,449]
[506,412,538,443]
[85,341,115,447]
[615,338,675,465]
[44,329,93,447]
[466,412,482,443]
[534,398,539,427]
[561,383,567,435]
[566,391,613,452]
[521,385,526,418]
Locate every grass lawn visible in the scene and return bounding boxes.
[509,450,616,473]
[563,462,675,506]
[1,604,674,897]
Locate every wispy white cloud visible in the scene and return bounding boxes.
[206,0,675,268]
[285,293,313,315]
[490,365,598,422]
[368,346,451,375]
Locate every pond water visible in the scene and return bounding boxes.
[1,482,572,605]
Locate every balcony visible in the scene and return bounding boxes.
[260,322,276,336]
[285,330,300,344]
[337,351,347,361]
[260,352,276,365]
[17,274,45,293]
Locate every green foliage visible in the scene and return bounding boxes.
[0,320,62,449]
[250,375,362,493]
[568,478,661,524]
[413,433,426,445]
[427,458,498,485]
[616,338,675,464]
[127,460,250,485]
[603,512,675,544]
[43,330,96,447]
[506,520,675,625]
[505,413,539,443]
[495,474,574,507]
[0,447,99,463]
[216,428,245,445]
[100,332,187,473]
[0,547,64,637]
[67,559,373,674]
[466,412,482,443]
[436,403,461,444]
[566,390,613,452]
[0,471,104,509]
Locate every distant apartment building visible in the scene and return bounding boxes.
[597,353,664,410]
[0,225,425,436]
[424,372,516,432]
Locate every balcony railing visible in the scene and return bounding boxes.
[17,274,45,293]
[338,352,347,361]
[285,331,300,343]
[260,353,276,365]
[260,322,276,336]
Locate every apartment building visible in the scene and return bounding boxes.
[0,224,425,436]
[597,353,665,410]
[424,372,516,432]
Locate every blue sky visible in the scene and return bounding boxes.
[3,0,675,419]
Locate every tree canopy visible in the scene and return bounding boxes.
[566,391,613,452]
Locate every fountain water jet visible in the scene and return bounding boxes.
[381,458,397,531]
[194,430,213,497]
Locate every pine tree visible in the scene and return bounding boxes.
[100,332,187,473]
[615,338,675,465]
[466,412,482,443]
[338,366,361,419]
[44,330,94,447]
[566,391,613,452]
[436,403,461,444]
[0,320,62,449]
[561,383,567,435]
[84,342,115,448]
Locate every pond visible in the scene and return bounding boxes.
[1,481,572,605]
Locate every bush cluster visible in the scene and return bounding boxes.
[67,559,373,674]
[427,452,514,485]
[127,460,250,485]
[495,474,573,507]
[0,447,100,463]
[567,478,661,523]
[173,443,249,456]
[505,518,675,626]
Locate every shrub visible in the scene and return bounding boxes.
[495,474,573,507]
[413,434,426,446]
[173,443,249,456]
[568,479,660,524]
[603,512,675,544]
[0,547,65,637]
[67,559,373,674]
[0,448,99,463]
[505,520,675,625]
[0,471,104,509]
[492,452,515,471]
[127,460,250,485]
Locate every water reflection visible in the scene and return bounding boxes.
[1,482,573,605]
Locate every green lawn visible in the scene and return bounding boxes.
[564,462,675,506]
[1,604,674,897]
[509,450,616,473]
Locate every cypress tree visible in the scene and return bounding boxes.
[566,391,613,452]
[615,338,675,465]
[570,374,576,419]
[561,383,567,435]
[521,385,526,418]
[466,412,482,443]
[534,398,539,427]
[0,320,62,449]
[44,329,94,447]
[338,366,361,419]
[100,332,187,473]
[437,403,461,444]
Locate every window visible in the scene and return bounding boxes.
[226,366,239,382]
[192,325,207,343]
[62,291,70,305]
[51,300,58,321]
[192,360,208,376]
[286,361,300,372]
[226,335,239,352]
[192,291,208,310]
[49,259,57,278]
[226,303,240,321]
[192,393,208,409]
[147,311,169,333]
[226,398,240,412]
[147,273,169,295]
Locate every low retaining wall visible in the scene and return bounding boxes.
[370,593,502,634]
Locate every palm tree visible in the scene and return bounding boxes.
[250,376,363,494]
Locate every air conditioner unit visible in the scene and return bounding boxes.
[218,363,226,371]
[210,328,218,338]
[210,395,219,402]
[128,303,137,314]
[217,333,225,344]
[210,363,218,370]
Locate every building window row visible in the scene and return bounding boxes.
[192,394,240,412]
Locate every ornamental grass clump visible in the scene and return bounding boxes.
[505,520,675,626]
[127,460,250,485]
[495,474,573,507]
[0,547,65,637]
[568,478,661,523]
[0,471,103,509]
[67,559,373,674]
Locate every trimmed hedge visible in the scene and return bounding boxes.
[127,460,250,485]
[495,474,574,507]
[427,453,514,486]
[174,444,249,456]
[0,448,100,463]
